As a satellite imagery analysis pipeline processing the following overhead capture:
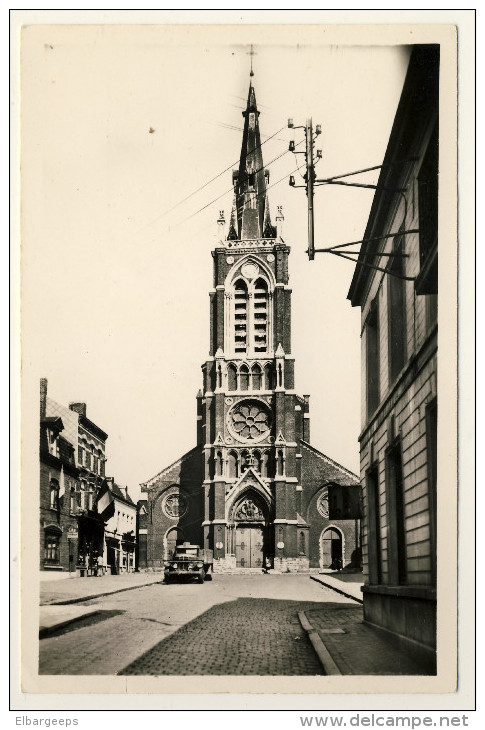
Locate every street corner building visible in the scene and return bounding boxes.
[39,378,136,575]
[138,79,361,574]
[347,46,439,666]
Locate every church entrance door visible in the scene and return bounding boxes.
[321,528,343,569]
[235,525,264,568]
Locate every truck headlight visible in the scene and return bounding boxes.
[196,562,203,568]
[172,563,177,570]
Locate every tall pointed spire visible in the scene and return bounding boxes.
[231,71,275,241]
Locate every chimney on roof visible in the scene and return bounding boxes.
[69,402,87,417]
[40,378,48,419]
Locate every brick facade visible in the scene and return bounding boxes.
[139,80,360,573]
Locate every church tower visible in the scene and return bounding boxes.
[139,73,360,574]
[198,77,311,570]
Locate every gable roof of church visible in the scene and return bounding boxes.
[140,445,202,490]
[299,439,359,483]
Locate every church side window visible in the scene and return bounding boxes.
[234,279,248,354]
[227,451,239,478]
[253,278,268,353]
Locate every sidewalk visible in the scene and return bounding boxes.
[310,571,364,603]
[40,572,164,606]
[301,573,436,675]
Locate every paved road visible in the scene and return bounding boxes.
[39,573,356,676]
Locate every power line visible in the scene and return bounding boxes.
[187,139,303,225]
[162,125,285,218]
[127,125,286,243]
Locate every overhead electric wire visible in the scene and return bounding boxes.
[183,138,304,226]
[127,124,286,243]
[162,125,285,218]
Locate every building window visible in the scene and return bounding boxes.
[100,458,105,477]
[227,363,237,391]
[299,531,306,556]
[416,125,438,295]
[85,449,91,470]
[253,278,268,353]
[78,445,83,464]
[44,532,60,564]
[386,439,407,585]
[80,482,86,510]
[239,364,249,390]
[50,479,59,510]
[264,363,273,390]
[234,279,248,354]
[426,399,437,584]
[366,464,382,584]
[426,294,438,332]
[70,485,76,513]
[227,451,239,478]
[388,236,407,383]
[365,298,379,418]
[251,363,262,390]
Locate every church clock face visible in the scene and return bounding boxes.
[227,399,271,443]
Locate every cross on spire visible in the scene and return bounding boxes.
[248,44,256,77]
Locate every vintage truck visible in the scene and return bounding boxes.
[163,543,213,584]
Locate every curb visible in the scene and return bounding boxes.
[298,611,342,676]
[41,579,165,606]
[39,609,101,638]
[310,575,363,604]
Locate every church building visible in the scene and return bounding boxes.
[138,76,360,573]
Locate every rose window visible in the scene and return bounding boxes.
[229,400,271,442]
[317,495,329,518]
[163,492,188,519]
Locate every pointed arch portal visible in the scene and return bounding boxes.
[231,490,269,568]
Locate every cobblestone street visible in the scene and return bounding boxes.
[39,573,355,675]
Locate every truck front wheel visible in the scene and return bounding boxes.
[204,568,213,581]
[197,571,205,584]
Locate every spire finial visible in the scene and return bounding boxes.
[249,44,255,78]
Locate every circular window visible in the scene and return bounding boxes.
[317,494,329,518]
[163,491,188,519]
[228,400,271,443]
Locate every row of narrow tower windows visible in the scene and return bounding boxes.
[215,362,284,391]
[211,449,286,479]
[234,278,269,354]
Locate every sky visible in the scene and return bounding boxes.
[22,26,411,502]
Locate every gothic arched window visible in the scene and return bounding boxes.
[252,450,262,473]
[264,363,273,390]
[239,364,249,391]
[299,531,306,555]
[227,363,237,391]
[216,451,223,477]
[234,279,248,354]
[253,278,268,353]
[227,450,239,478]
[251,363,262,390]
[277,450,284,476]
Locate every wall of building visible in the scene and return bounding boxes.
[142,448,205,570]
[40,458,79,572]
